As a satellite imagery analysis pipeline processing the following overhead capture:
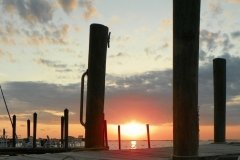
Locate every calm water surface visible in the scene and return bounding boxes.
[108,140,211,150]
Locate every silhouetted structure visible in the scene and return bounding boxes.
[64,109,69,149]
[118,125,121,150]
[103,120,109,149]
[80,23,110,148]
[146,124,151,149]
[3,129,5,139]
[213,58,226,143]
[173,0,201,159]
[12,115,16,148]
[33,112,37,148]
[61,116,64,147]
[27,119,30,139]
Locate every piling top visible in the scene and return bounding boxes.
[213,58,226,63]
[90,23,108,30]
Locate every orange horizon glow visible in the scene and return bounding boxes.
[121,121,147,139]
[1,119,240,141]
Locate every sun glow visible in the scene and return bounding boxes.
[121,121,146,139]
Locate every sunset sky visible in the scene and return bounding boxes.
[0,0,240,140]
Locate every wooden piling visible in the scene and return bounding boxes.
[213,58,226,143]
[118,125,121,150]
[64,109,68,149]
[173,0,201,159]
[85,24,109,148]
[3,128,5,139]
[104,120,109,149]
[33,112,37,148]
[12,115,16,148]
[61,116,64,147]
[27,119,30,139]
[146,124,151,149]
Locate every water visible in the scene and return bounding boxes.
[108,140,211,150]
[108,140,173,150]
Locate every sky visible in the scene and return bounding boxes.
[0,0,240,140]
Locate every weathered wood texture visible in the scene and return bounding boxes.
[85,24,109,148]
[33,112,37,148]
[27,119,30,139]
[12,115,16,148]
[173,0,201,158]
[213,58,226,143]
[64,109,69,149]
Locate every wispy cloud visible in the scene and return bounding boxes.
[36,58,69,73]
[231,31,240,39]
[79,0,98,20]
[208,0,223,15]
[43,109,74,116]
[225,0,240,4]
[58,0,78,14]
[200,29,235,61]
[2,0,54,24]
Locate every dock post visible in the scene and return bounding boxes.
[64,109,69,150]
[213,58,226,143]
[118,125,121,150]
[146,124,151,149]
[84,24,109,148]
[33,112,37,148]
[27,119,30,139]
[3,128,5,139]
[61,116,64,147]
[12,115,16,147]
[104,120,109,149]
[173,0,201,159]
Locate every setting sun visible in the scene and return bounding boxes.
[121,121,146,139]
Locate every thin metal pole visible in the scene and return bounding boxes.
[118,125,121,150]
[0,85,13,126]
[146,124,151,149]
[33,112,37,148]
[64,109,69,150]
[12,115,16,147]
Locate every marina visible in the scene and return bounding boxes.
[1,0,240,159]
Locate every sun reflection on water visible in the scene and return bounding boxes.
[130,140,137,149]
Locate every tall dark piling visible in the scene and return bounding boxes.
[64,109,69,149]
[3,128,5,139]
[213,58,226,143]
[12,115,16,147]
[27,119,30,139]
[33,112,37,148]
[173,0,201,158]
[83,24,109,148]
[118,125,121,150]
[3,128,6,139]
[103,120,109,149]
[146,124,151,149]
[61,116,64,147]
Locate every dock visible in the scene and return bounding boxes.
[1,143,240,160]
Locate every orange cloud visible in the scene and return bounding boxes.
[105,94,171,125]
[58,0,78,14]
[226,0,240,4]
[79,0,98,20]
